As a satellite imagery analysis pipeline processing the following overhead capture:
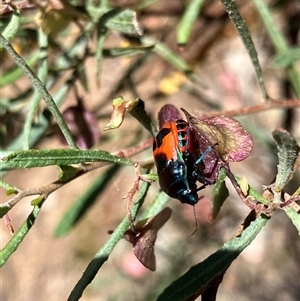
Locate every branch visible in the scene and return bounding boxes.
[199,99,300,118]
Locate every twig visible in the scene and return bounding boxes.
[198,99,300,118]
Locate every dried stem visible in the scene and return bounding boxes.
[199,99,300,118]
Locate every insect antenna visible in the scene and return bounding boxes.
[191,205,199,236]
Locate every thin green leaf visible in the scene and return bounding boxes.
[68,181,151,301]
[55,164,121,237]
[137,0,160,10]
[130,98,158,136]
[1,149,133,169]
[252,0,286,53]
[287,68,300,97]
[177,0,205,46]
[0,51,39,87]
[103,45,154,57]
[157,215,269,301]
[141,36,204,86]
[104,9,142,36]
[273,47,300,68]
[76,60,89,91]
[252,0,300,97]
[52,35,90,71]
[0,7,20,50]
[95,27,107,85]
[220,0,268,98]
[31,195,44,206]
[272,128,300,191]
[0,205,10,218]
[23,28,48,150]
[85,2,109,21]
[139,173,158,182]
[0,205,42,267]
[211,168,229,219]
[58,165,81,181]
[91,0,122,85]
[0,178,17,192]
[284,206,300,235]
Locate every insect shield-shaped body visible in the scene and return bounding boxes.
[153,119,199,205]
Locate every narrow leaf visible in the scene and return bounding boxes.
[30,196,44,206]
[0,7,20,50]
[284,206,300,235]
[129,98,157,136]
[58,165,81,181]
[103,45,154,57]
[68,181,151,301]
[0,51,39,87]
[0,205,10,218]
[211,168,229,220]
[104,9,143,36]
[1,149,133,169]
[95,26,107,86]
[141,36,204,86]
[177,0,205,46]
[252,0,287,53]
[273,47,300,68]
[272,128,300,191]
[0,178,17,192]
[0,205,42,267]
[157,215,269,301]
[220,0,268,98]
[23,28,48,150]
[252,0,300,97]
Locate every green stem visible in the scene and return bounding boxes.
[23,28,49,150]
[0,33,79,149]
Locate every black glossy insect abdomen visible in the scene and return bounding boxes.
[157,158,198,205]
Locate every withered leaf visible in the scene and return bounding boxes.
[123,207,172,271]
[157,104,183,129]
[58,104,100,149]
[181,108,253,163]
[103,96,139,130]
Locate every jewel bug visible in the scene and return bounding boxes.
[153,119,213,206]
